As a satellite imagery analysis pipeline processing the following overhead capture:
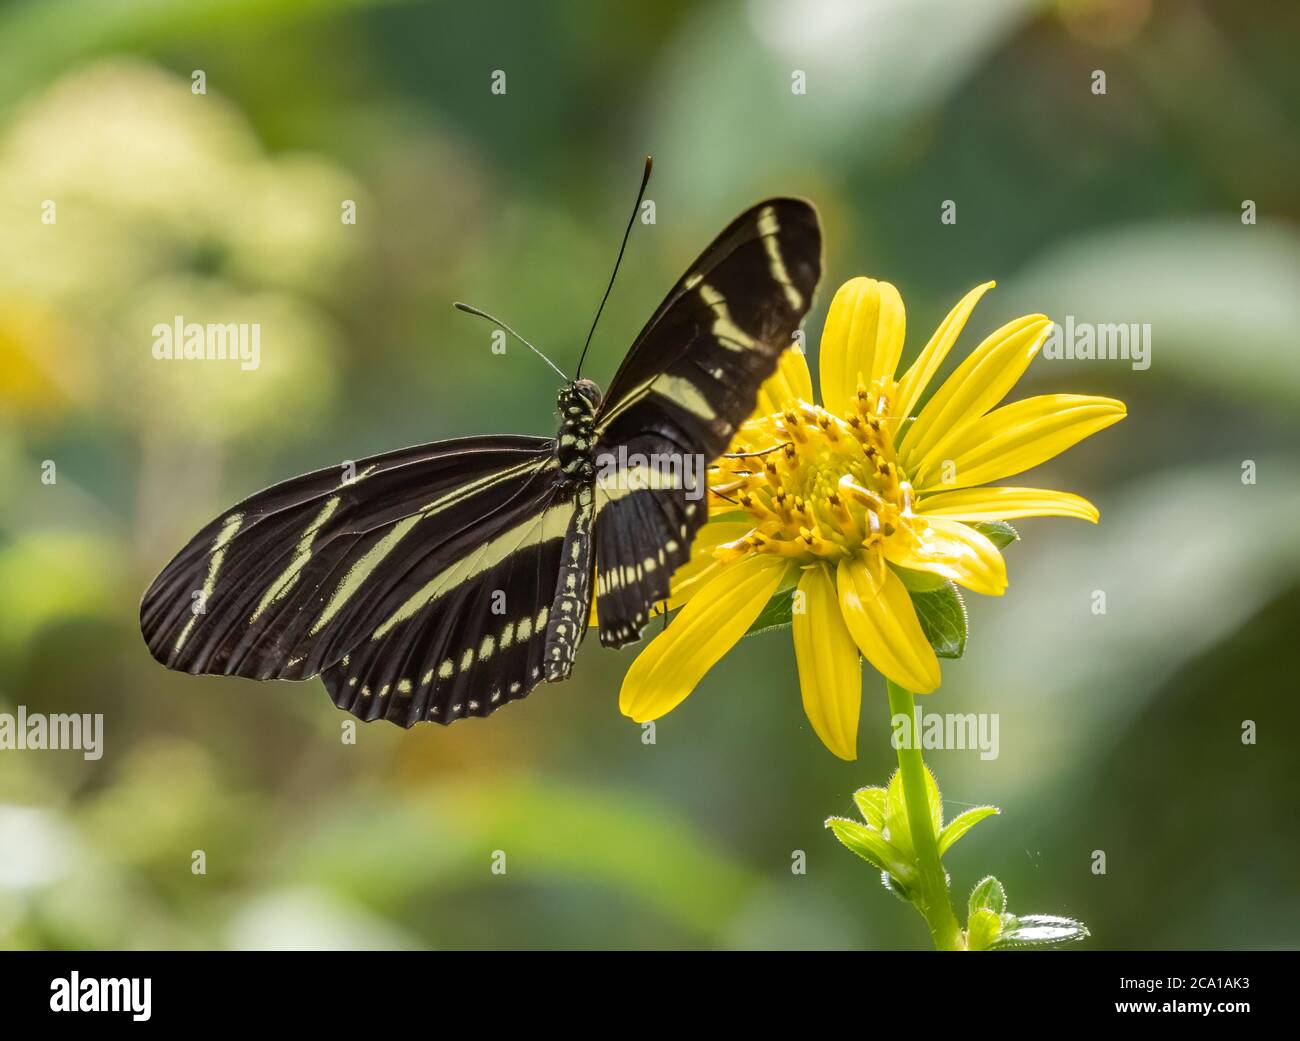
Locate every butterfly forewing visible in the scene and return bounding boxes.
[591,199,822,647]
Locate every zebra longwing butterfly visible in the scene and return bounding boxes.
[140,165,822,727]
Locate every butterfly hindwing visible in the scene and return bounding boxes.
[592,198,822,647]
[323,481,588,726]
[140,435,562,691]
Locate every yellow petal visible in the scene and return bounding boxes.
[912,394,1126,491]
[835,555,940,694]
[792,564,862,760]
[588,520,754,627]
[664,520,756,607]
[917,486,1100,523]
[818,277,906,416]
[755,346,813,415]
[619,554,790,722]
[885,517,1007,596]
[891,281,995,434]
[898,313,1051,472]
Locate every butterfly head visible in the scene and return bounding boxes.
[561,378,602,415]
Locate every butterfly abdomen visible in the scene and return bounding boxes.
[544,483,595,680]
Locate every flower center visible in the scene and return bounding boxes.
[711,376,916,563]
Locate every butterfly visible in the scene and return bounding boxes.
[140,160,822,727]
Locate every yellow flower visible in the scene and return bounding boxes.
[619,277,1125,759]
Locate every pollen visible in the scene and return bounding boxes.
[710,376,917,564]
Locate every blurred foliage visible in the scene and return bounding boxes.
[1,0,1298,949]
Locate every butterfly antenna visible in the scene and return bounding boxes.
[453,302,569,382]
[575,154,653,379]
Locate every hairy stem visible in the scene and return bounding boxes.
[887,680,963,951]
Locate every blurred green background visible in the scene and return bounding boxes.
[1,0,1298,950]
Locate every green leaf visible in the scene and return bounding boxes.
[938,805,1000,856]
[908,581,968,659]
[991,914,1090,949]
[895,566,948,593]
[851,787,887,830]
[965,907,1003,951]
[884,770,912,854]
[743,586,794,637]
[883,766,942,855]
[973,521,1018,549]
[923,766,944,837]
[968,875,1006,917]
[824,817,912,883]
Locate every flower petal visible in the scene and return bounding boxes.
[898,313,1051,472]
[755,346,813,415]
[818,277,906,416]
[590,520,757,627]
[665,520,755,604]
[891,281,995,433]
[917,486,1100,523]
[619,554,790,722]
[835,554,940,694]
[885,518,1007,596]
[912,394,1126,490]
[792,564,862,760]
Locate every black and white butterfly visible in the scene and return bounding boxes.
[140,162,822,727]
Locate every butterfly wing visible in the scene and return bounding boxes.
[591,198,822,646]
[322,479,589,726]
[141,434,589,725]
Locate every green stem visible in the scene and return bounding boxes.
[886,680,964,951]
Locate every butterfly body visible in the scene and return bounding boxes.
[141,197,822,727]
[554,379,601,481]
